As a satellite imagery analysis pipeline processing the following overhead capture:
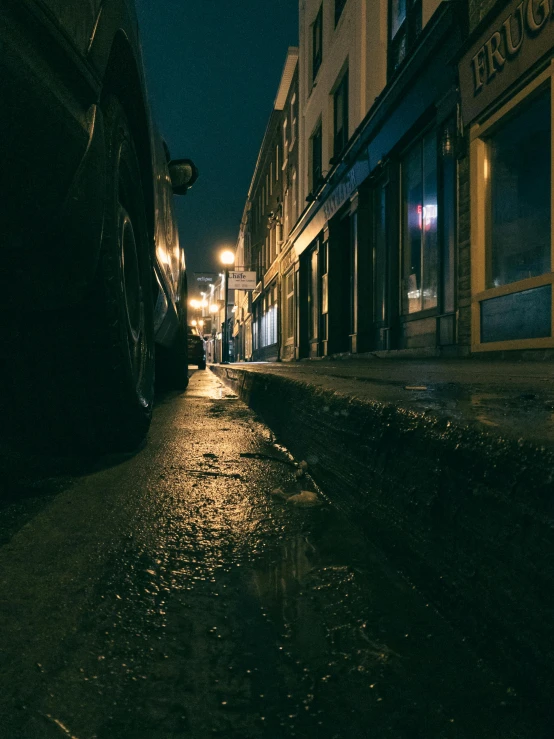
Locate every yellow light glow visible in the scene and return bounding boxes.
[199,320,204,327]
[220,249,235,266]
[190,299,200,309]
[210,304,219,314]
[191,319,197,326]
[483,157,489,181]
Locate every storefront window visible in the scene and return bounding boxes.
[309,248,319,340]
[486,90,551,289]
[285,271,295,340]
[401,131,438,314]
[373,183,387,323]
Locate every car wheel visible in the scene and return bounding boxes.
[71,94,155,450]
[0,96,154,454]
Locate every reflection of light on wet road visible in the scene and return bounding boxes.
[0,370,541,738]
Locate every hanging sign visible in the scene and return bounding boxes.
[228,271,257,290]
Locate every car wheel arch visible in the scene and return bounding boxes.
[100,31,155,269]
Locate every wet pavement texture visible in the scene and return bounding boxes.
[0,371,544,738]
[225,359,554,448]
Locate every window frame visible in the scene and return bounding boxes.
[470,68,554,352]
[290,93,298,149]
[284,269,295,342]
[388,0,421,79]
[333,68,349,157]
[312,5,323,83]
[399,127,440,317]
[310,121,323,193]
[335,0,347,26]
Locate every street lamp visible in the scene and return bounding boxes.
[219,249,235,364]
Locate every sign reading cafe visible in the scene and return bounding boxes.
[227,271,257,290]
[459,0,554,123]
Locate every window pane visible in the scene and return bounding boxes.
[487,90,551,288]
[422,132,438,310]
[310,249,319,339]
[373,184,387,323]
[311,125,322,190]
[402,144,423,314]
[312,8,323,80]
[391,0,406,37]
[334,71,349,155]
[335,0,347,24]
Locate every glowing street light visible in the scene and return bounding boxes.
[220,249,235,266]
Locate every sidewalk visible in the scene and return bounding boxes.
[217,357,554,447]
[210,357,554,710]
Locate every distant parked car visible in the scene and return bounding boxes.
[187,326,207,370]
[0,0,198,452]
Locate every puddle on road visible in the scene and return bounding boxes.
[245,500,531,739]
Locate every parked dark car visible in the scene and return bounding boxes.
[0,0,198,452]
[187,326,207,370]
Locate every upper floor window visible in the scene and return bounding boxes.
[310,123,323,193]
[389,0,421,76]
[283,119,289,164]
[276,144,280,180]
[290,94,298,149]
[333,69,349,157]
[335,0,347,25]
[312,6,323,82]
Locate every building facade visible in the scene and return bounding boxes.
[233,48,300,362]
[233,0,553,362]
[459,0,554,353]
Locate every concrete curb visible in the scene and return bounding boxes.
[211,363,554,704]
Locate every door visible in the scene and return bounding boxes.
[372,179,389,348]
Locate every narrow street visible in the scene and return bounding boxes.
[0,371,541,739]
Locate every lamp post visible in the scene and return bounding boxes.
[220,249,235,364]
[209,303,219,363]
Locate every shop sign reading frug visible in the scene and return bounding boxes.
[459,0,554,124]
[228,271,257,290]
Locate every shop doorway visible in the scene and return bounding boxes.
[328,210,351,354]
[372,178,391,349]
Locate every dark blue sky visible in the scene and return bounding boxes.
[134,0,299,277]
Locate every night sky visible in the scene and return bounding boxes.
[134,0,299,280]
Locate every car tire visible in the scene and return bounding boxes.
[84,94,155,450]
[4,96,155,453]
[0,96,155,454]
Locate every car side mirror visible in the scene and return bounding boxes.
[168,159,199,195]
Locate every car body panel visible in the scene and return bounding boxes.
[187,326,206,366]
[0,0,188,352]
[31,0,103,56]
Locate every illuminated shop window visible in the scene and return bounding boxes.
[285,270,295,340]
[401,131,438,314]
[486,89,551,289]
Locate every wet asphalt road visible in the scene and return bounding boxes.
[0,371,539,738]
